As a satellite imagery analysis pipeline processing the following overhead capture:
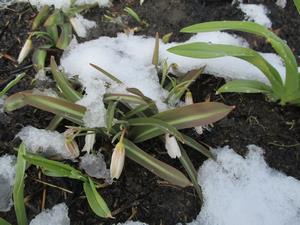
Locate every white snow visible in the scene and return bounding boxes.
[80,152,109,179]
[239,4,272,28]
[29,203,70,225]
[16,0,110,9]
[276,0,287,8]
[17,126,76,159]
[70,14,97,38]
[0,154,16,212]
[188,145,300,225]
[61,31,292,127]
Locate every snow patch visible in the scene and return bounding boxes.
[239,4,272,28]
[80,152,110,180]
[188,145,300,225]
[0,154,16,212]
[17,126,75,159]
[61,32,291,127]
[16,0,110,9]
[276,0,287,8]
[29,203,70,225]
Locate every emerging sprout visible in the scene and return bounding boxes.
[17,37,33,64]
[185,90,203,135]
[165,133,181,159]
[82,131,96,154]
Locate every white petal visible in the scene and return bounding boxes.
[82,132,96,153]
[165,134,181,159]
[110,144,125,179]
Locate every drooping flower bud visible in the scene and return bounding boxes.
[110,141,125,179]
[82,131,96,154]
[64,128,80,159]
[165,134,181,159]
[17,37,33,64]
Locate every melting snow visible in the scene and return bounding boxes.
[61,32,289,127]
[187,145,300,225]
[276,0,287,8]
[80,152,110,180]
[29,203,70,225]
[70,14,97,38]
[0,155,16,212]
[17,126,75,159]
[239,4,272,28]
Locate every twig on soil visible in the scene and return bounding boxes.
[30,177,74,194]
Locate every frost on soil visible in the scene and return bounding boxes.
[0,155,16,212]
[61,31,289,127]
[29,203,70,225]
[17,126,75,159]
[188,145,300,225]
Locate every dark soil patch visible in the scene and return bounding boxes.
[0,1,299,225]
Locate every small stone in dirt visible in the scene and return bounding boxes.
[0,154,16,212]
[29,203,70,225]
[79,152,110,180]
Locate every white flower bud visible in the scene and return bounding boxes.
[82,131,96,154]
[110,142,125,179]
[18,38,32,64]
[165,134,181,159]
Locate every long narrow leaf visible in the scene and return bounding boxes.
[294,0,300,14]
[23,153,87,182]
[124,138,192,187]
[83,177,112,218]
[152,32,159,66]
[179,146,203,201]
[32,5,51,30]
[168,42,283,96]
[104,93,149,106]
[90,63,122,84]
[128,117,184,143]
[56,23,72,50]
[0,217,12,225]
[13,144,27,225]
[217,79,273,94]
[50,56,82,102]
[106,101,118,133]
[131,102,234,142]
[0,73,25,98]
[180,21,298,96]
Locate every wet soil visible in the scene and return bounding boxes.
[0,0,300,225]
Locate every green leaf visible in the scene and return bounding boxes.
[131,102,234,142]
[218,79,273,94]
[104,93,149,106]
[47,115,64,130]
[0,73,25,98]
[128,117,184,143]
[168,42,283,97]
[13,144,27,225]
[106,101,118,133]
[56,23,73,50]
[152,32,159,66]
[167,68,203,104]
[124,138,192,187]
[180,133,214,159]
[123,104,149,119]
[50,56,82,102]
[294,0,300,14]
[32,5,51,30]
[180,21,298,99]
[23,153,87,182]
[178,146,203,201]
[90,63,122,84]
[162,32,173,44]
[46,25,59,43]
[5,92,85,125]
[44,9,65,27]
[0,217,12,225]
[32,48,47,72]
[124,7,141,23]
[83,177,112,218]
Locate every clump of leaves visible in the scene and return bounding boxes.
[5,34,234,220]
[168,20,300,106]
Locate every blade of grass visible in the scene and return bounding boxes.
[90,63,122,84]
[124,138,192,187]
[83,177,112,218]
[0,73,25,98]
[152,32,159,67]
[13,143,27,225]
